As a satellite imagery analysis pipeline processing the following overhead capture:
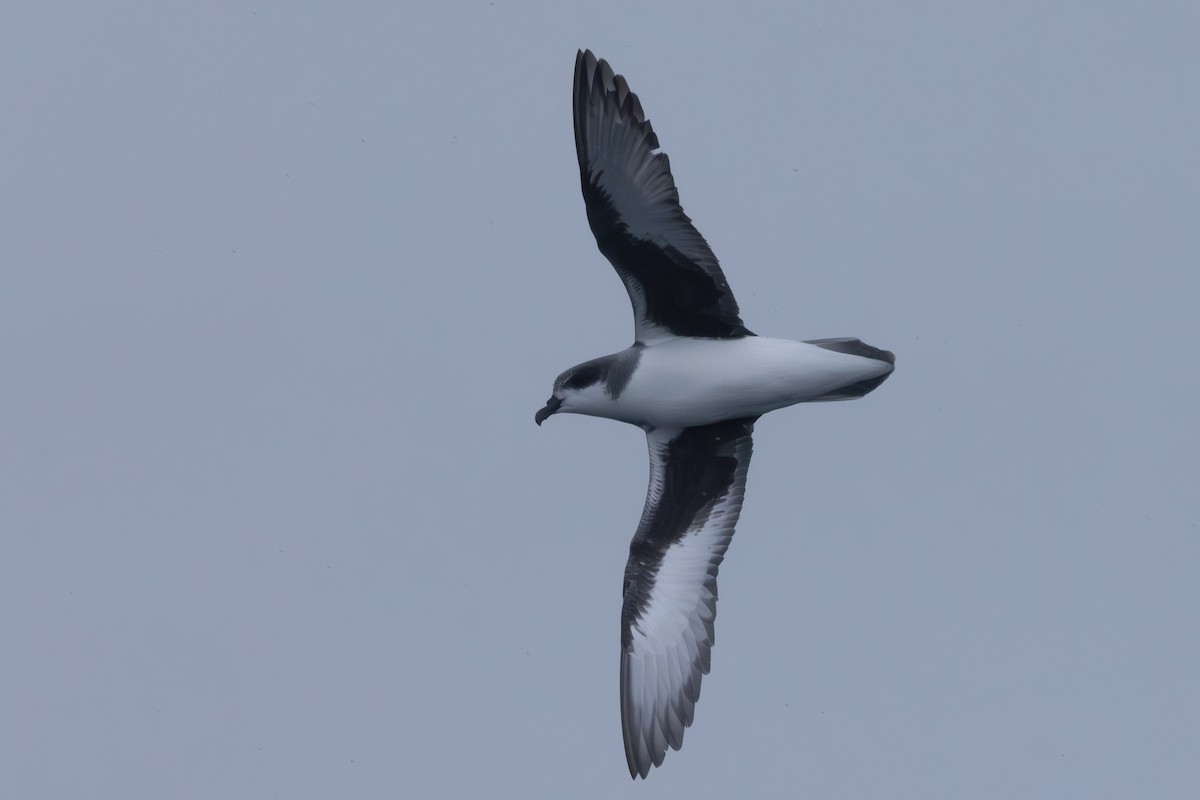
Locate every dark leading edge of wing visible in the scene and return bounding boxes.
[574,50,753,343]
[620,418,756,778]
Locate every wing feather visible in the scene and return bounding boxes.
[574,50,753,343]
[619,418,756,778]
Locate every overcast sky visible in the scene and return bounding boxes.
[3,2,1198,798]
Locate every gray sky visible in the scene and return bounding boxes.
[3,2,1198,797]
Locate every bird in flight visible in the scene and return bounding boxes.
[536,50,895,779]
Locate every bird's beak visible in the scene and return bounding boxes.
[535,396,563,426]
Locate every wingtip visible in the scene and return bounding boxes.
[626,749,652,780]
[621,650,656,780]
[575,48,598,87]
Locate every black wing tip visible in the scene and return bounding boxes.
[620,653,654,779]
[573,49,659,157]
[623,725,681,780]
[624,738,663,780]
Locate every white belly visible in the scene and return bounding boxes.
[610,337,892,428]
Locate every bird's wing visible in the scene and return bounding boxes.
[620,417,756,778]
[574,49,753,344]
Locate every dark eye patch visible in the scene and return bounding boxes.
[565,364,602,390]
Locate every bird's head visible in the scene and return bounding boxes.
[535,360,609,426]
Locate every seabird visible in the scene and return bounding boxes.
[537,50,895,779]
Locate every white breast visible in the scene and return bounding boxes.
[611,337,892,428]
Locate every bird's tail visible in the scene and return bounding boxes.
[803,337,895,400]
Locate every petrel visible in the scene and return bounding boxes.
[536,50,895,779]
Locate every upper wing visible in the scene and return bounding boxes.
[574,50,753,344]
[620,418,756,778]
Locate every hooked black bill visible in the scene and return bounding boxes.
[535,396,563,426]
